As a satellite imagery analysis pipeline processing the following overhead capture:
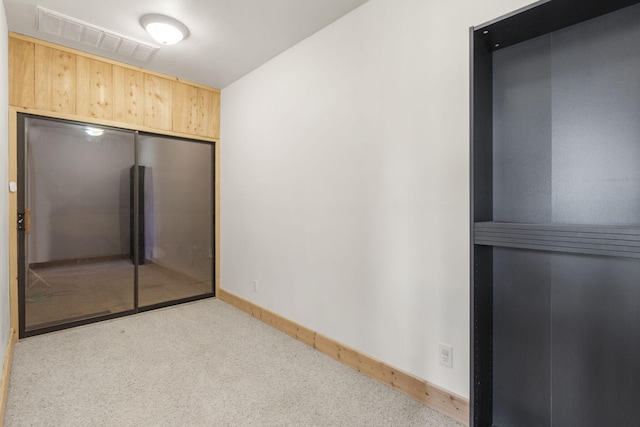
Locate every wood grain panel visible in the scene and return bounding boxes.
[76,56,113,120]
[113,65,145,126]
[218,289,470,425]
[314,334,339,359]
[8,111,18,336]
[173,81,199,135]
[358,352,390,384]
[9,38,35,108]
[34,45,76,114]
[0,329,17,421]
[336,342,360,368]
[144,74,173,130]
[215,141,220,297]
[197,88,220,138]
[10,34,221,138]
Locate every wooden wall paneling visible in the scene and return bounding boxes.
[34,45,76,114]
[197,88,220,138]
[173,81,199,135]
[358,352,390,384]
[295,326,317,347]
[0,329,17,421]
[112,65,145,126]
[8,38,35,108]
[75,56,91,114]
[76,56,113,120]
[214,141,220,297]
[8,110,18,335]
[10,34,221,139]
[144,74,173,131]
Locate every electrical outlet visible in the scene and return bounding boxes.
[439,344,453,368]
[253,279,258,292]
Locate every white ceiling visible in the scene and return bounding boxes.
[3,0,370,89]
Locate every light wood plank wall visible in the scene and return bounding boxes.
[112,66,145,126]
[0,329,16,421]
[9,33,220,139]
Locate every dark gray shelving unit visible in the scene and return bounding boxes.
[470,1,640,426]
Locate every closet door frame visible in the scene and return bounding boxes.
[15,113,216,338]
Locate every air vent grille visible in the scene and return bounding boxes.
[37,7,158,62]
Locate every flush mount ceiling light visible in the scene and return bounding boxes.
[141,14,189,46]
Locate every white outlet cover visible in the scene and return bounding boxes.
[439,343,453,368]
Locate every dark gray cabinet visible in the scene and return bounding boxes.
[470,1,640,426]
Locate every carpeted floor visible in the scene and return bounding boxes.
[5,299,465,426]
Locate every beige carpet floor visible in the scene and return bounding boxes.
[5,299,465,426]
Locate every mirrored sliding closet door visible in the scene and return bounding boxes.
[18,115,214,337]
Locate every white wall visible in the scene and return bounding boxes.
[0,1,9,369]
[221,0,535,397]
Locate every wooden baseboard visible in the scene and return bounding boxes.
[0,328,17,427]
[218,289,469,425]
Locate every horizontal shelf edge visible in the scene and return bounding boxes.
[474,222,640,258]
[474,239,640,259]
[474,221,640,234]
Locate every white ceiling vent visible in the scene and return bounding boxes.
[37,7,159,62]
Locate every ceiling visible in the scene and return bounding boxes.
[3,0,370,89]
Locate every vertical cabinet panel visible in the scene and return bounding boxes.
[172,81,199,135]
[198,89,220,138]
[34,45,76,114]
[551,254,640,427]
[113,65,145,126]
[492,248,552,427]
[9,38,35,108]
[144,74,173,131]
[76,56,113,120]
[492,36,552,224]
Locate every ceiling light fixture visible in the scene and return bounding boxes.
[141,14,189,46]
[85,127,104,136]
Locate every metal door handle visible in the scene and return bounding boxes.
[17,209,30,234]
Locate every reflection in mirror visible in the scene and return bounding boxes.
[137,134,213,307]
[24,117,135,331]
[20,116,214,335]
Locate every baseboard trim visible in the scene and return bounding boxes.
[218,289,469,425]
[0,328,17,426]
